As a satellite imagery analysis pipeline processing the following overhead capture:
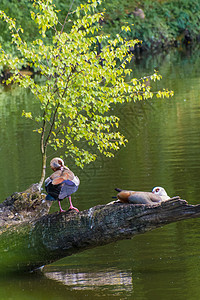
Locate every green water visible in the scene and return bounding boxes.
[0,45,200,299]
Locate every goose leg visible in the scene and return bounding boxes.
[68,196,79,212]
[58,200,65,213]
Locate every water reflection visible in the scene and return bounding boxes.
[1,45,200,299]
[0,85,41,198]
[45,268,133,293]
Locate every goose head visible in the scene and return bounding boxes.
[50,157,64,171]
[152,186,170,200]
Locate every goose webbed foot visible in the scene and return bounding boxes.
[68,196,79,212]
[69,205,79,212]
[58,201,65,213]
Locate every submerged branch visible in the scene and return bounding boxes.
[0,189,200,273]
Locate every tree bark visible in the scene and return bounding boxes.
[0,188,200,274]
[38,152,47,190]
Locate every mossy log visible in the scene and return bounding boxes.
[1,186,200,274]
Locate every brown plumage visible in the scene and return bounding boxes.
[49,168,76,185]
[115,187,170,205]
[45,157,80,212]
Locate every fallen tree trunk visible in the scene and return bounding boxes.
[1,187,200,273]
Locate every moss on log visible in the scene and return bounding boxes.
[0,188,200,274]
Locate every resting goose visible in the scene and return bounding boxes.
[115,186,170,205]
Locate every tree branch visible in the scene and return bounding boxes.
[60,0,75,35]
[44,102,60,149]
[0,191,200,274]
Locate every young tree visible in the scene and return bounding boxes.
[0,0,173,189]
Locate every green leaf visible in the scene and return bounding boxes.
[0,0,173,172]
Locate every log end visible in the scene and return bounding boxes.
[0,184,52,228]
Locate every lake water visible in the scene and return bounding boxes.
[0,45,200,299]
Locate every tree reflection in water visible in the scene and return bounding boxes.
[45,268,133,292]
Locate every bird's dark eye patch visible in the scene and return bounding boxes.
[156,188,159,192]
[58,159,63,166]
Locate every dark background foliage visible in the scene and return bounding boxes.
[0,0,200,54]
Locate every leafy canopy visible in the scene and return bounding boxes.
[0,0,173,180]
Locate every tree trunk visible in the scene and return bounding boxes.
[0,187,200,274]
[38,152,47,190]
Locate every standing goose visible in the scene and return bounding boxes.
[45,157,80,212]
[115,186,170,205]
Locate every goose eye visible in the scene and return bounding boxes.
[156,188,159,192]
